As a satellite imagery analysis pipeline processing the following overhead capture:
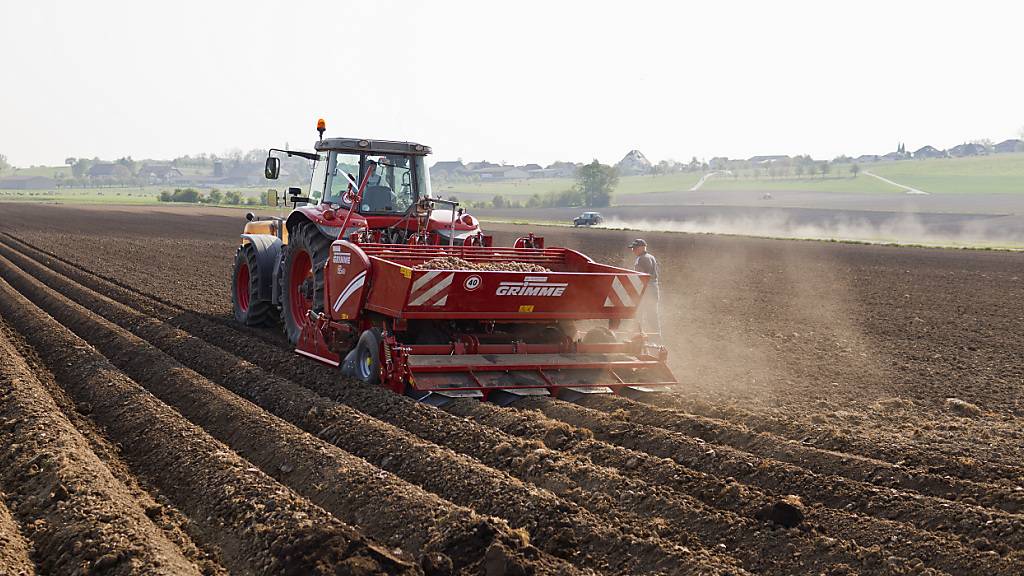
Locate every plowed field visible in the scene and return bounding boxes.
[0,203,1022,575]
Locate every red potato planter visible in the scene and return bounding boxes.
[306,241,675,403]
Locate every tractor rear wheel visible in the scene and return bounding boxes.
[280,219,331,344]
[354,328,383,385]
[232,243,274,326]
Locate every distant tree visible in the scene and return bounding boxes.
[224,190,243,205]
[575,160,618,207]
[819,162,830,177]
[71,158,92,178]
[117,156,137,176]
[492,194,507,209]
[526,193,541,208]
[245,196,260,206]
[158,190,172,202]
[795,164,804,176]
[0,154,9,172]
[850,163,861,177]
[64,157,76,166]
[170,188,202,203]
[207,189,224,204]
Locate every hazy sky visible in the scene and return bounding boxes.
[2,0,1022,167]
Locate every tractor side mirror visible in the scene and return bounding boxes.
[265,189,279,207]
[264,157,281,180]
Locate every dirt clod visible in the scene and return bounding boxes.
[945,397,982,417]
[756,495,805,529]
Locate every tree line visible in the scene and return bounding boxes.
[157,188,268,206]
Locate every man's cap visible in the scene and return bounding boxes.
[628,238,647,248]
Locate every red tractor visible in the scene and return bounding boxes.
[232,123,675,405]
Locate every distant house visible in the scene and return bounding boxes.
[88,163,131,180]
[913,145,945,159]
[948,143,988,157]
[430,160,468,178]
[616,150,653,175]
[519,163,542,171]
[137,164,183,182]
[881,151,903,161]
[747,155,789,164]
[994,139,1024,153]
[465,161,500,171]
[0,176,56,189]
[855,154,879,163]
[474,166,530,180]
[544,161,580,178]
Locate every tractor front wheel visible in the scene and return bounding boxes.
[232,243,273,326]
[280,219,331,344]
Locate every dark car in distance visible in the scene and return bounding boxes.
[573,211,604,227]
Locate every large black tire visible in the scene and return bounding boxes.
[280,219,331,345]
[232,243,274,327]
[353,328,383,385]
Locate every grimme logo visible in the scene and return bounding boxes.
[495,276,568,297]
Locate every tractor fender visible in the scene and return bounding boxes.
[240,234,282,302]
[325,240,372,322]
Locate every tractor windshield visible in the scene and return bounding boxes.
[324,151,432,214]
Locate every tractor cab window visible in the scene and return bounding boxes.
[308,153,328,204]
[362,155,415,213]
[324,151,429,214]
[325,152,362,206]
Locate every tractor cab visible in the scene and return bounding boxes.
[264,136,483,247]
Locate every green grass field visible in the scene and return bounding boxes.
[0,186,267,206]
[700,173,900,193]
[864,153,1024,194]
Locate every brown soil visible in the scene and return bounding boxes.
[0,496,35,576]
[1,202,1023,575]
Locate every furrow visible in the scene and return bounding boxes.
[1,325,228,575]
[580,394,1024,513]
[0,274,420,576]
[0,242,734,575]
[0,253,574,575]
[512,396,1024,553]
[655,392,1024,485]
[0,496,36,576]
[443,397,1024,575]
[0,322,202,576]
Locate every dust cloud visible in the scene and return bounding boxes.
[595,212,1023,249]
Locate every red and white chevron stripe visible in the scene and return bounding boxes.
[604,274,643,308]
[408,271,455,307]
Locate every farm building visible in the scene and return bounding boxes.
[948,143,988,157]
[137,164,184,182]
[430,160,469,178]
[88,163,131,180]
[747,155,790,164]
[994,139,1024,153]
[855,154,880,163]
[616,150,653,175]
[913,145,945,159]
